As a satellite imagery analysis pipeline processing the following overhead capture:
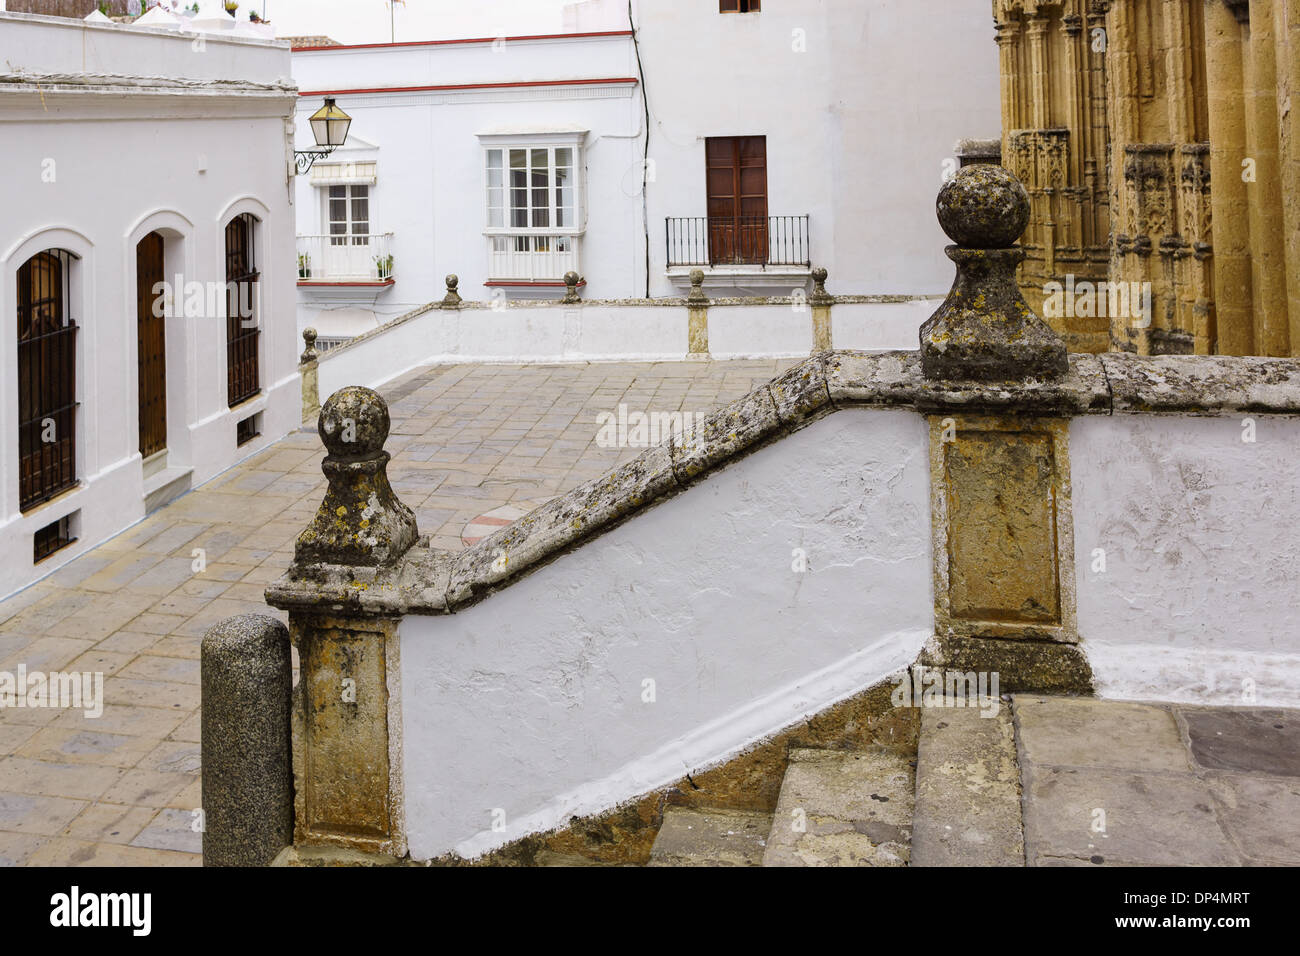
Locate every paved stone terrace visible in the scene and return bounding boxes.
[0,358,795,866]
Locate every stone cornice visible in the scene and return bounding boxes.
[265,349,1300,620]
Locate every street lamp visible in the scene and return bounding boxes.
[294,97,352,174]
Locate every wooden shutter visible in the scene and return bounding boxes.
[136,232,167,458]
[705,135,768,264]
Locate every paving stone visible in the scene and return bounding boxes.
[24,837,199,866]
[0,830,48,865]
[763,748,913,867]
[1014,696,1190,772]
[1181,707,1300,777]
[912,705,1024,866]
[61,802,157,845]
[648,807,772,866]
[130,807,203,854]
[1205,773,1300,864]
[1022,765,1240,866]
[0,791,88,835]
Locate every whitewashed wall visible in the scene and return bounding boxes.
[399,409,934,860]
[314,298,933,396]
[1071,414,1300,707]
[0,14,299,598]
[636,0,1001,298]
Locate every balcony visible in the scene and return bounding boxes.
[296,233,395,286]
[485,233,581,286]
[665,215,811,269]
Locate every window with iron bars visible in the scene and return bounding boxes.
[16,248,79,512]
[225,213,261,407]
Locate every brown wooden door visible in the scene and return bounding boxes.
[705,136,768,264]
[136,232,167,457]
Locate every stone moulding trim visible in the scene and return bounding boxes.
[265,349,1300,620]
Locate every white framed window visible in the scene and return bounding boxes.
[485,146,579,232]
[328,184,371,245]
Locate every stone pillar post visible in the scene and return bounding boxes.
[687,268,710,359]
[201,614,293,866]
[561,270,583,304]
[441,273,462,308]
[300,328,320,425]
[918,165,1089,693]
[271,386,418,856]
[810,266,833,352]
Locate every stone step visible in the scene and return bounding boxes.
[911,704,1025,866]
[647,807,773,866]
[762,747,913,866]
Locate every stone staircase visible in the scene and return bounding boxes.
[647,705,1023,866]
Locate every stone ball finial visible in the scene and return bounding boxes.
[564,271,579,287]
[300,327,319,364]
[445,274,458,292]
[318,385,390,458]
[689,268,704,287]
[936,164,1030,249]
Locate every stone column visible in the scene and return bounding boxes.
[201,614,293,866]
[300,328,320,425]
[687,268,710,359]
[810,266,833,352]
[270,386,418,857]
[918,165,1089,693]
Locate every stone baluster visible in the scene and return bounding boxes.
[300,327,320,425]
[687,267,709,359]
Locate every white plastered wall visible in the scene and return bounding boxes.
[399,408,934,860]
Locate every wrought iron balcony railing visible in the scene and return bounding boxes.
[665,215,810,268]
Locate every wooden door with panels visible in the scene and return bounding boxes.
[705,135,768,265]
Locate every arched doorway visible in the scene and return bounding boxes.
[136,231,167,459]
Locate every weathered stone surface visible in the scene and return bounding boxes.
[922,635,1093,694]
[936,163,1030,248]
[200,614,292,866]
[670,387,782,484]
[766,354,831,431]
[647,807,771,866]
[1204,773,1300,864]
[762,748,913,867]
[942,423,1061,625]
[294,386,418,568]
[912,706,1024,866]
[1021,764,1241,866]
[826,351,1110,415]
[921,166,1067,381]
[1181,707,1300,776]
[1102,353,1300,414]
[293,615,402,856]
[1015,697,1191,772]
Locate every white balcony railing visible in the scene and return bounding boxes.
[297,233,395,284]
[487,234,580,282]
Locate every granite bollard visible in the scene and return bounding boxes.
[201,614,293,866]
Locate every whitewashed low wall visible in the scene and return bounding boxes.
[315,298,936,397]
[398,409,934,861]
[1071,414,1300,707]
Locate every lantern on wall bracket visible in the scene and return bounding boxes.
[294,97,352,174]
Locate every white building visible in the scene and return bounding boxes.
[290,0,1000,340]
[0,11,299,598]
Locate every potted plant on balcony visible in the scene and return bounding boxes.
[224,1,238,16]
[373,253,394,281]
[297,253,312,279]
